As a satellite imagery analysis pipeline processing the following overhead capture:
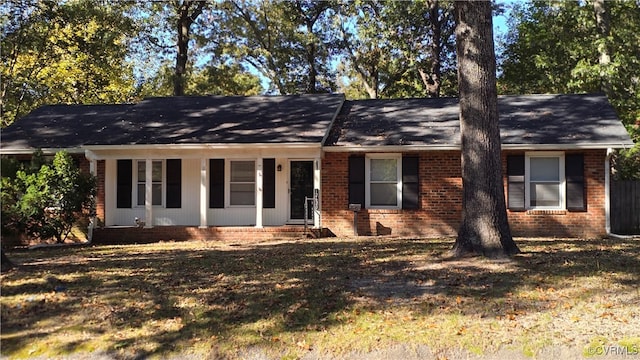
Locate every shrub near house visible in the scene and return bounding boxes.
[1,151,95,244]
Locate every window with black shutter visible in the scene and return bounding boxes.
[209,159,225,208]
[507,155,525,211]
[348,156,365,208]
[565,154,586,211]
[166,159,181,208]
[402,156,419,209]
[263,158,276,209]
[116,159,132,208]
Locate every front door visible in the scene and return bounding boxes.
[290,161,314,221]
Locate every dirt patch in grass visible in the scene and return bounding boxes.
[1,237,639,359]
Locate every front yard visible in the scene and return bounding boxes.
[1,237,639,359]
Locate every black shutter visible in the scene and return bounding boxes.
[116,159,132,208]
[348,156,365,208]
[566,154,586,211]
[263,158,276,208]
[166,159,181,208]
[507,155,525,211]
[402,156,419,209]
[209,159,225,208]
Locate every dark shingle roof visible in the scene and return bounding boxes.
[1,104,134,151]
[326,94,633,148]
[1,94,345,151]
[1,93,633,152]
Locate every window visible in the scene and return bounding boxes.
[137,160,163,206]
[526,153,564,209]
[365,154,401,209]
[229,160,255,206]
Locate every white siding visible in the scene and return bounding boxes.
[105,159,145,226]
[153,158,200,226]
[100,147,321,227]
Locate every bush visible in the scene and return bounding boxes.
[612,146,640,180]
[1,151,96,243]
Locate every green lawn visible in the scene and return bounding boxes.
[1,237,639,359]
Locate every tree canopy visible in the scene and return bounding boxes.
[2,0,638,162]
[1,0,137,126]
[499,0,639,140]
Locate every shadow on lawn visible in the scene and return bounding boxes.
[1,237,639,358]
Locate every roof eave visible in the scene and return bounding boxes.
[82,142,323,152]
[0,147,86,155]
[323,142,635,152]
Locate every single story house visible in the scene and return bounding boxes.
[0,93,634,241]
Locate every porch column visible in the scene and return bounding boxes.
[255,158,263,228]
[89,159,97,176]
[199,158,208,228]
[314,158,321,228]
[88,157,97,242]
[145,159,153,228]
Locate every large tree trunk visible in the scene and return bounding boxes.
[173,0,206,97]
[452,1,519,258]
[419,0,442,98]
[593,0,613,98]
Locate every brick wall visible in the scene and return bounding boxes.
[92,226,308,244]
[503,150,607,238]
[321,149,607,239]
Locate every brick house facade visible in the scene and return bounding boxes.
[1,94,632,243]
[320,149,607,239]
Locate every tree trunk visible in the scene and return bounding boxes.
[173,0,206,97]
[422,0,442,98]
[593,0,613,98]
[452,1,519,258]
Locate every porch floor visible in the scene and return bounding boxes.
[92,225,332,245]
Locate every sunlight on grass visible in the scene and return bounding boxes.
[2,237,639,359]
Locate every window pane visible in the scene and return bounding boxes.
[137,161,145,182]
[231,161,255,182]
[370,183,397,206]
[531,182,560,207]
[530,157,559,181]
[137,184,145,206]
[152,161,162,182]
[152,184,162,206]
[370,159,397,181]
[230,183,255,205]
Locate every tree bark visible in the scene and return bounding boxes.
[421,0,442,97]
[452,1,519,258]
[593,0,613,98]
[174,0,206,96]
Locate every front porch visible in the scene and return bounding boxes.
[91,225,333,245]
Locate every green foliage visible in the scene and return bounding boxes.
[498,0,640,178]
[1,0,137,126]
[336,0,457,99]
[137,61,263,97]
[612,145,640,180]
[0,151,96,243]
[219,0,339,94]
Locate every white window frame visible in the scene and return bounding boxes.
[135,160,164,207]
[365,153,402,210]
[227,159,256,207]
[525,152,565,210]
